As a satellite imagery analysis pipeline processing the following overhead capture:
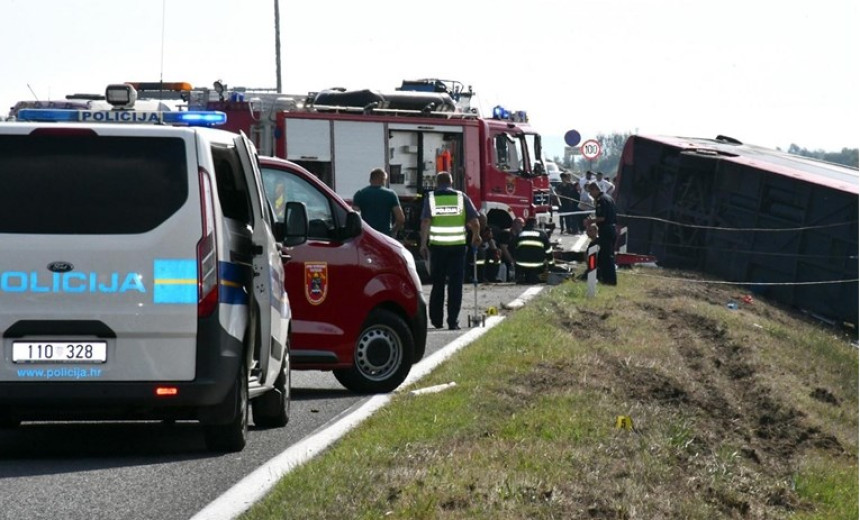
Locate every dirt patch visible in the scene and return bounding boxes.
[810,387,840,406]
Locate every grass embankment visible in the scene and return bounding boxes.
[244,270,858,519]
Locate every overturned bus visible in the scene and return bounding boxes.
[613,134,858,327]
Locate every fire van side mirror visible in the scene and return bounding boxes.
[278,201,308,247]
[341,211,363,240]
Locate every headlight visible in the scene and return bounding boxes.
[398,245,424,298]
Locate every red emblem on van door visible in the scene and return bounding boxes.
[304,262,328,305]
[506,175,516,195]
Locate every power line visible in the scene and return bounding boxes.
[622,239,858,260]
[619,214,857,233]
[626,271,858,286]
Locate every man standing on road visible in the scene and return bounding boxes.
[352,168,405,237]
[586,181,618,285]
[554,172,578,234]
[419,171,481,330]
[577,171,595,231]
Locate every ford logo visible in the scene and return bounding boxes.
[47,261,74,273]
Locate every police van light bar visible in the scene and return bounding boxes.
[15,108,227,127]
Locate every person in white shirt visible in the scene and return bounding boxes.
[596,171,615,197]
[578,170,594,192]
[577,171,594,220]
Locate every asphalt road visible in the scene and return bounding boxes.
[0,281,536,520]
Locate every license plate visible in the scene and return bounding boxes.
[12,341,108,364]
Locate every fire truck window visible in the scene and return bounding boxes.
[261,166,337,241]
[494,133,521,173]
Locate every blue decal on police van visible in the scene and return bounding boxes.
[219,262,249,305]
[153,259,197,304]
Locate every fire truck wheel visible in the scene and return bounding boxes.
[203,361,249,453]
[334,309,414,393]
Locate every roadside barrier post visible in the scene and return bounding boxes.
[586,244,599,298]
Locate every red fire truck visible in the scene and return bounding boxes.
[178,79,553,271]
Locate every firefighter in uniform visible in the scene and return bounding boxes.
[513,217,554,284]
[419,172,481,330]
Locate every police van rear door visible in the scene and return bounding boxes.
[233,133,288,386]
[0,124,200,383]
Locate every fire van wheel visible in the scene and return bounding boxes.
[334,309,414,394]
[252,355,290,428]
[204,362,249,453]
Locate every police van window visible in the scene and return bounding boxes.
[211,146,252,225]
[261,166,343,241]
[0,135,187,234]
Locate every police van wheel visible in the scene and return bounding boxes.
[334,309,414,394]
[204,362,249,453]
[252,356,290,428]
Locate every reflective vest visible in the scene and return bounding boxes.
[514,229,552,269]
[428,192,466,246]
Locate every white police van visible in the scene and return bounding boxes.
[0,84,307,452]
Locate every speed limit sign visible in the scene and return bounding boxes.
[580,139,602,160]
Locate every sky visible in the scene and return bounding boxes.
[1,0,857,159]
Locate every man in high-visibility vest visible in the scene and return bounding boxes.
[419,171,481,330]
[513,217,553,284]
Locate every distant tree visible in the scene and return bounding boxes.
[787,143,858,168]
[567,131,633,178]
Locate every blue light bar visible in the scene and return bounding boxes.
[163,111,227,125]
[16,109,80,122]
[492,105,510,120]
[15,108,227,127]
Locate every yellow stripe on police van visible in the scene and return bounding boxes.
[154,259,197,304]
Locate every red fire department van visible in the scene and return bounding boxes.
[258,156,427,393]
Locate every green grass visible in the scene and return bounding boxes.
[242,270,858,520]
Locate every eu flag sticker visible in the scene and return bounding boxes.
[153,259,197,304]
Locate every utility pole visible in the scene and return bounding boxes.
[274,0,282,93]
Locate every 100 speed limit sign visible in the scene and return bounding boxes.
[580,139,602,160]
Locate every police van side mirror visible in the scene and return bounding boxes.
[341,211,363,240]
[278,201,308,247]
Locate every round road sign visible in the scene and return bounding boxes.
[564,129,581,147]
[580,139,601,160]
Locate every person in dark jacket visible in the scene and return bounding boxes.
[585,181,617,285]
[513,217,553,284]
[554,172,579,234]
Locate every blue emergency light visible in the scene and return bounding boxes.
[15,108,227,127]
[491,105,529,123]
[492,105,510,120]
